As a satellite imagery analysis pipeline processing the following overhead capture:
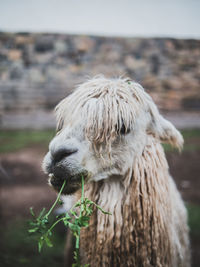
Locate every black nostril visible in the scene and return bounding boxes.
[52,148,78,163]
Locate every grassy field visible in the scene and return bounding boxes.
[0,130,55,153]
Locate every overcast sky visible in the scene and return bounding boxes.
[0,0,200,38]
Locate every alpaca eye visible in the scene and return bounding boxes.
[120,123,130,135]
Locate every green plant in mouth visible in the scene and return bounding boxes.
[28,176,111,267]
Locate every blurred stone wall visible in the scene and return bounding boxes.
[0,32,200,117]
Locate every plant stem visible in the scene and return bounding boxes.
[80,176,85,217]
[74,176,85,265]
[81,176,84,203]
[47,217,64,233]
[75,235,80,249]
[46,180,66,217]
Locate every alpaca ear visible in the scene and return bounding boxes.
[146,96,184,150]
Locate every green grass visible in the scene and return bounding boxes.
[187,203,200,237]
[181,129,200,139]
[0,130,55,153]
[162,129,200,152]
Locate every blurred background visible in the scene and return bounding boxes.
[0,0,200,266]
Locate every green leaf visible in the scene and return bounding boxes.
[75,201,81,207]
[65,213,71,220]
[95,204,112,215]
[38,237,44,253]
[29,207,35,217]
[37,208,46,220]
[28,228,38,233]
[70,210,78,217]
[44,236,53,248]
[78,216,90,227]
[63,213,71,226]
[68,222,80,234]
[63,219,70,227]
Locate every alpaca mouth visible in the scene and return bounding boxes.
[48,171,87,195]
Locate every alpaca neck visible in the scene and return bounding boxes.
[81,140,173,266]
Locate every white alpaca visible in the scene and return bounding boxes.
[43,76,190,267]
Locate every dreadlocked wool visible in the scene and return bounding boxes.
[80,138,190,266]
[52,76,190,267]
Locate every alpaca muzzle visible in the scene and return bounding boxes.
[48,169,88,195]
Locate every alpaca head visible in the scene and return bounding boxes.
[43,76,183,194]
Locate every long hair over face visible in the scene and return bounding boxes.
[55,76,148,151]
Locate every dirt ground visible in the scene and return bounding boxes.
[0,146,56,221]
[0,144,200,267]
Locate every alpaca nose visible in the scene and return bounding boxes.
[52,147,78,163]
